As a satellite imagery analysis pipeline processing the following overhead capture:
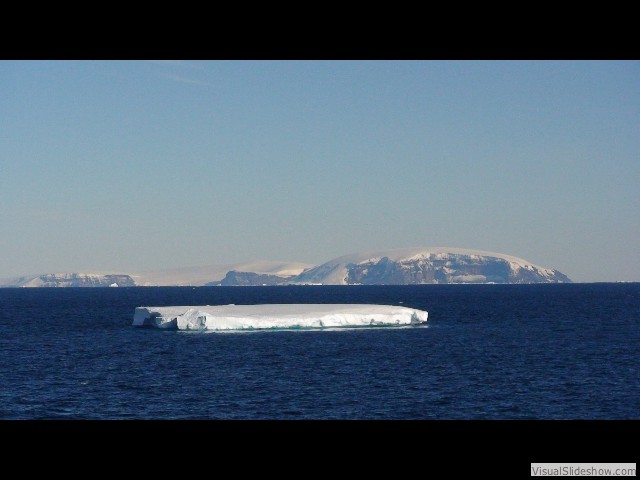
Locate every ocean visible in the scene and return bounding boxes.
[1,283,638,420]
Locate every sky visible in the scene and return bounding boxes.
[1,60,638,282]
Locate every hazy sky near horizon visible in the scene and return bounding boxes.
[1,60,638,282]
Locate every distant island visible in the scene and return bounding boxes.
[0,247,571,287]
[1,273,137,288]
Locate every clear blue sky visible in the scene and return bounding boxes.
[1,60,638,282]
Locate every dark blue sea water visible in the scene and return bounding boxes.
[1,284,638,420]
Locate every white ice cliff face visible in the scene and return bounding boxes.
[132,304,429,331]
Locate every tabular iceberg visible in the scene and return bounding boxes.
[132,304,428,331]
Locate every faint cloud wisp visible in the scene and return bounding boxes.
[145,60,217,87]
[160,73,217,87]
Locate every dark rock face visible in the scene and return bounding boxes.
[212,271,289,286]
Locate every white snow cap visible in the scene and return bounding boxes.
[329,247,543,267]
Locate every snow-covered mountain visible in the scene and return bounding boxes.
[0,261,312,287]
[209,270,291,286]
[0,273,135,288]
[289,247,571,285]
[131,261,312,286]
[0,248,571,287]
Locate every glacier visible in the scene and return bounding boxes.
[132,304,429,331]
